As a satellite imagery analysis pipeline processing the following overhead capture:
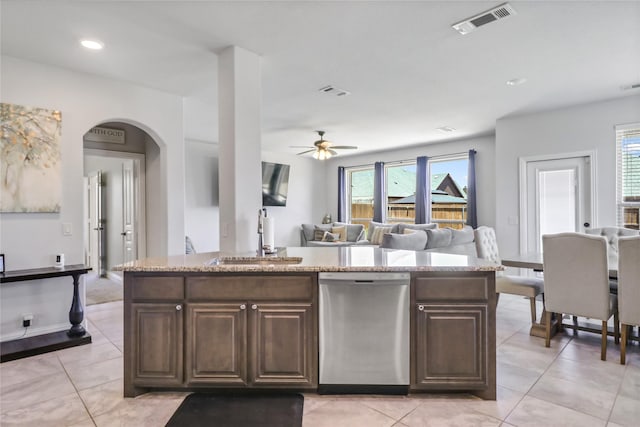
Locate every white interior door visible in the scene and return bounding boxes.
[523,156,592,253]
[122,161,136,263]
[87,170,105,275]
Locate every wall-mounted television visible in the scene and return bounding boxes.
[262,161,290,206]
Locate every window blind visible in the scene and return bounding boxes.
[616,123,640,229]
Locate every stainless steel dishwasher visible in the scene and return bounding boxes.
[318,271,410,394]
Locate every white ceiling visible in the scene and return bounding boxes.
[2,1,639,156]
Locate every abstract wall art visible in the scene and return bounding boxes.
[1,103,62,213]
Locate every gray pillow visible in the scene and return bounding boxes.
[450,226,474,245]
[368,221,400,240]
[425,228,453,249]
[333,222,365,242]
[397,223,437,233]
[313,225,332,240]
[380,232,428,250]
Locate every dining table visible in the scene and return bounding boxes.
[500,252,621,339]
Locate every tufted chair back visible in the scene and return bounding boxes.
[474,226,501,264]
[585,227,639,254]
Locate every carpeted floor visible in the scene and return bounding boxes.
[86,276,123,305]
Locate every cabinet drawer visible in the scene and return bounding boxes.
[132,276,184,301]
[414,275,489,301]
[187,275,314,301]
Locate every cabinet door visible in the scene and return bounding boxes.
[414,304,487,390]
[132,303,183,387]
[185,303,247,385]
[250,303,317,388]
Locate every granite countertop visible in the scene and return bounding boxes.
[115,246,503,273]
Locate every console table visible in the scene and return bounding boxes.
[0,264,92,362]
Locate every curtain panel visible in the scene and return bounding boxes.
[415,156,430,224]
[466,149,478,228]
[373,162,385,223]
[337,166,346,222]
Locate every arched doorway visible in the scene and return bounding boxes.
[82,121,158,304]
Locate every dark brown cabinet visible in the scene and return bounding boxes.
[410,272,496,399]
[186,303,247,385]
[251,303,314,387]
[125,273,317,396]
[184,272,317,389]
[131,303,183,387]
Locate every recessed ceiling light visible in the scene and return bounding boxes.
[80,39,104,50]
[506,77,527,86]
[436,126,456,133]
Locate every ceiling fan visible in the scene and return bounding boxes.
[292,131,358,160]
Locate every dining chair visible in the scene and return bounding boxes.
[542,232,619,361]
[474,226,543,324]
[618,235,640,365]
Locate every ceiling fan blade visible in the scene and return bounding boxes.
[328,149,338,156]
[296,149,316,155]
[331,145,358,150]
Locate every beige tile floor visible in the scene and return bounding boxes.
[1,295,639,426]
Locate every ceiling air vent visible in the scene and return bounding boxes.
[452,3,517,35]
[318,85,351,97]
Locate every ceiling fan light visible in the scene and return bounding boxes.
[312,151,320,160]
[325,150,333,159]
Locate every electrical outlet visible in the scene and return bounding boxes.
[22,314,34,328]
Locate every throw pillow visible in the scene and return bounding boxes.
[313,225,332,240]
[368,221,400,240]
[370,226,393,245]
[397,223,437,233]
[380,231,428,250]
[322,231,340,242]
[331,226,347,242]
[425,228,453,249]
[403,228,417,234]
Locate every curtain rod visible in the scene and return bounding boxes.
[339,150,475,169]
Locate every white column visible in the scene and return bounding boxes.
[218,46,262,253]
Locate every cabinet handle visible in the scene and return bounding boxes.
[251,304,258,310]
[418,305,424,311]
[240,304,246,310]
[176,304,182,311]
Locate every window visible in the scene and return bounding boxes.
[345,154,470,229]
[616,124,640,230]
[347,167,374,228]
[430,156,468,229]
[386,163,416,224]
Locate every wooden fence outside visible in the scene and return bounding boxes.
[351,202,467,230]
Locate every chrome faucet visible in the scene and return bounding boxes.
[257,209,265,256]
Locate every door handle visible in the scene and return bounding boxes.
[121,232,127,236]
[583,222,590,228]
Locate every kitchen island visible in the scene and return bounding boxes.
[119,246,501,400]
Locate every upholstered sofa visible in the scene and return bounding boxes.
[300,220,477,256]
[300,222,368,247]
[376,223,477,256]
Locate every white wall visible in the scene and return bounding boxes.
[262,151,328,247]
[495,95,640,256]
[324,135,497,229]
[0,56,185,341]
[185,140,219,252]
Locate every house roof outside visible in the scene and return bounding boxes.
[351,168,467,203]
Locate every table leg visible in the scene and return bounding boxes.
[529,297,558,339]
[68,273,86,337]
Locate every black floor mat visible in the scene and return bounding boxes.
[165,393,304,427]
